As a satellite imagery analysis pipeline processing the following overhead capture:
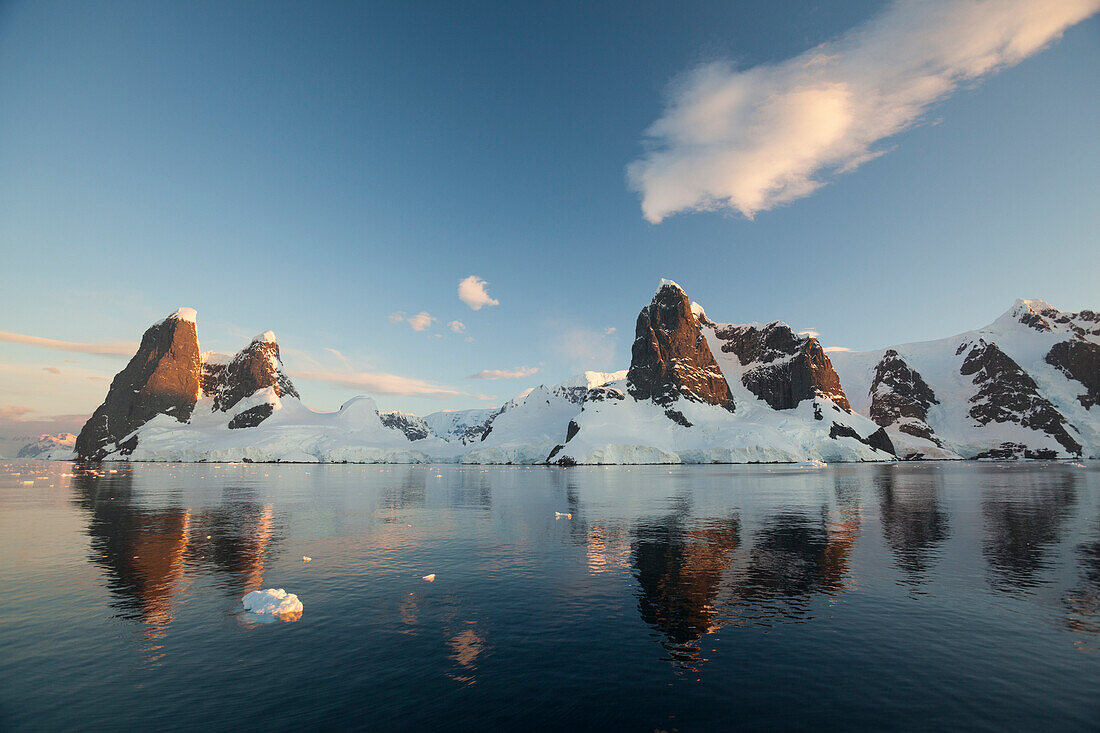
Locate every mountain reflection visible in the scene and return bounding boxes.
[70,465,283,632]
[632,503,741,664]
[631,479,862,666]
[1064,519,1100,636]
[982,470,1078,592]
[875,467,949,582]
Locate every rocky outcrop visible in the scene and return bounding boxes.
[868,349,942,445]
[75,309,202,460]
[1046,339,1100,409]
[627,281,734,412]
[380,411,431,441]
[707,320,851,411]
[1011,299,1100,338]
[959,339,1081,456]
[207,332,298,414]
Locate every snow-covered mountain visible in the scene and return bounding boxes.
[45,288,1096,465]
[829,299,1099,460]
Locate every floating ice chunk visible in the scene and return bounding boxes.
[793,460,827,468]
[422,574,436,582]
[302,556,312,563]
[242,588,303,617]
[555,512,572,519]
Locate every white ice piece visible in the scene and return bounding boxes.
[242,588,303,617]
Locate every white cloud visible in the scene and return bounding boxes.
[0,330,137,356]
[448,320,466,334]
[468,366,540,380]
[604,327,617,335]
[629,0,1099,222]
[390,311,436,332]
[798,330,821,340]
[290,370,464,398]
[824,346,855,353]
[458,276,500,311]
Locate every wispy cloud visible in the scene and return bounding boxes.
[468,366,539,380]
[604,327,617,335]
[0,330,137,356]
[629,0,1100,222]
[290,370,464,398]
[554,325,618,371]
[824,346,855,353]
[42,367,61,375]
[448,320,466,334]
[0,405,35,421]
[389,311,436,332]
[798,330,820,340]
[458,276,500,311]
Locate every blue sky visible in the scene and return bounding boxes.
[1,0,1098,429]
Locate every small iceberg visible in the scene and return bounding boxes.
[555,512,572,519]
[422,573,436,582]
[242,588,303,619]
[302,556,312,563]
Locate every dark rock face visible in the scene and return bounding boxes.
[1046,340,1100,408]
[208,334,299,414]
[379,412,431,441]
[959,339,1081,456]
[229,404,274,430]
[1015,302,1100,338]
[828,423,895,456]
[627,283,735,412]
[76,311,202,460]
[868,349,942,445]
[709,321,851,411]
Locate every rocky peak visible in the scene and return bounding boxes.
[959,338,1081,456]
[708,321,851,412]
[626,281,735,412]
[75,308,203,460]
[379,411,431,441]
[208,332,299,413]
[868,349,942,446]
[1002,299,1100,338]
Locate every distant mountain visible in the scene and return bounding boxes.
[56,288,1096,464]
[829,299,1099,460]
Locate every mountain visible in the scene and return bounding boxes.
[552,282,893,465]
[829,299,1099,460]
[18,433,77,460]
[74,308,202,460]
[64,290,1097,465]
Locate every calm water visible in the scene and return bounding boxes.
[1,460,1098,731]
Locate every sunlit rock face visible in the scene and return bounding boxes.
[75,309,202,460]
[207,332,299,413]
[958,338,1081,458]
[707,319,851,411]
[627,281,735,412]
[869,349,942,446]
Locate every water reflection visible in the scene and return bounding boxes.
[982,470,1078,592]
[70,465,284,635]
[1064,519,1100,638]
[633,503,740,665]
[876,467,949,583]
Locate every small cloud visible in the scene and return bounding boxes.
[798,330,820,339]
[553,325,617,371]
[407,312,435,332]
[0,405,35,421]
[324,348,352,370]
[389,312,407,323]
[458,276,500,311]
[468,366,539,380]
[433,333,443,339]
[604,327,617,335]
[290,370,464,398]
[0,330,137,357]
[824,346,855,353]
[464,336,475,343]
[474,394,498,401]
[448,320,466,334]
[43,367,61,375]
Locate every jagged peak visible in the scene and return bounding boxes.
[252,330,277,344]
[158,307,197,325]
[657,278,685,295]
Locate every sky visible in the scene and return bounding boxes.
[1,0,1098,442]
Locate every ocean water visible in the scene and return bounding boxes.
[0,460,1098,731]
